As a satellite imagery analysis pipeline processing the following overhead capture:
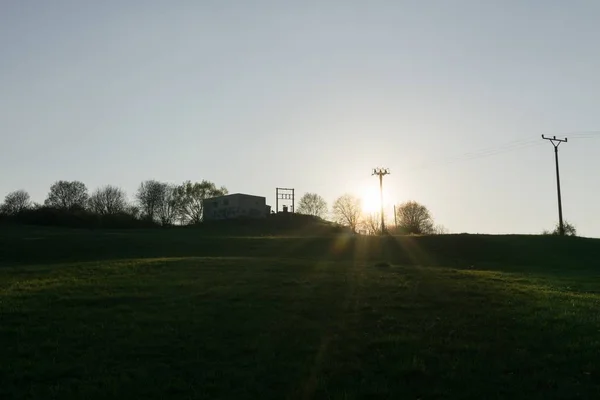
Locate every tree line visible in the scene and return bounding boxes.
[0,180,227,228]
[297,192,578,236]
[296,192,446,235]
[1,180,445,233]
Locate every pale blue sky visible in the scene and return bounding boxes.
[1,1,600,236]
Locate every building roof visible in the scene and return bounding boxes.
[204,193,265,201]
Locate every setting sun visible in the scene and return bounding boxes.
[361,189,381,214]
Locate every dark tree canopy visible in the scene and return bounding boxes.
[0,190,31,215]
[173,180,228,225]
[0,178,228,228]
[157,184,178,226]
[395,201,435,235]
[44,181,89,210]
[136,180,167,223]
[88,185,127,215]
[332,194,362,233]
[126,204,141,220]
[296,193,328,219]
[543,220,577,236]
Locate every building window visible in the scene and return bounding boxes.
[224,200,229,206]
[213,201,218,207]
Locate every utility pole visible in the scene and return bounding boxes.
[372,167,390,234]
[542,135,567,236]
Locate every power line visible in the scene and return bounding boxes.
[567,132,600,139]
[410,138,543,172]
[543,131,600,139]
[454,141,542,162]
[559,131,600,137]
[409,130,600,173]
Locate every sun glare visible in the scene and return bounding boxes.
[361,189,381,214]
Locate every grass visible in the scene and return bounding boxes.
[1,226,600,399]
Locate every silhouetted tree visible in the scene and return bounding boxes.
[173,180,228,224]
[0,190,31,215]
[332,194,362,233]
[157,184,178,226]
[395,201,435,234]
[297,193,328,219]
[432,224,449,235]
[362,212,382,235]
[136,180,166,222]
[125,204,141,220]
[44,181,88,210]
[88,185,127,215]
[542,221,577,236]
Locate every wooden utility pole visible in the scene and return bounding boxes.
[542,135,567,236]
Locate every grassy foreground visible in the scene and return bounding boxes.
[1,226,600,399]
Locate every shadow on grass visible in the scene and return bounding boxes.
[1,227,600,273]
[308,262,600,399]
[1,255,599,399]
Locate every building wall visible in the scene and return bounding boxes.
[203,194,268,221]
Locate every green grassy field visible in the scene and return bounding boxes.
[1,226,599,399]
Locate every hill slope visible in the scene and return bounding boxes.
[0,225,598,271]
[1,227,599,399]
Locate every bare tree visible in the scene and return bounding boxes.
[136,180,181,225]
[395,201,435,234]
[362,212,382,235]
[88,185,127,215]
[297,193,328,219]
[173,180,228,225]
[157,184,178,226]
[0,190,31,215]
[44,181,88,210]
[125,204,141,220]
[332,194,362,233]
[432,224,449,235]
[136,180,166,222]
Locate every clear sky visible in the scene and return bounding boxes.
[1,1,600,236]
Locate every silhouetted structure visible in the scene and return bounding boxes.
[542,135,567,236]
[203,193,270,221]
[372,168,390,234]
[275,187,295,213]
